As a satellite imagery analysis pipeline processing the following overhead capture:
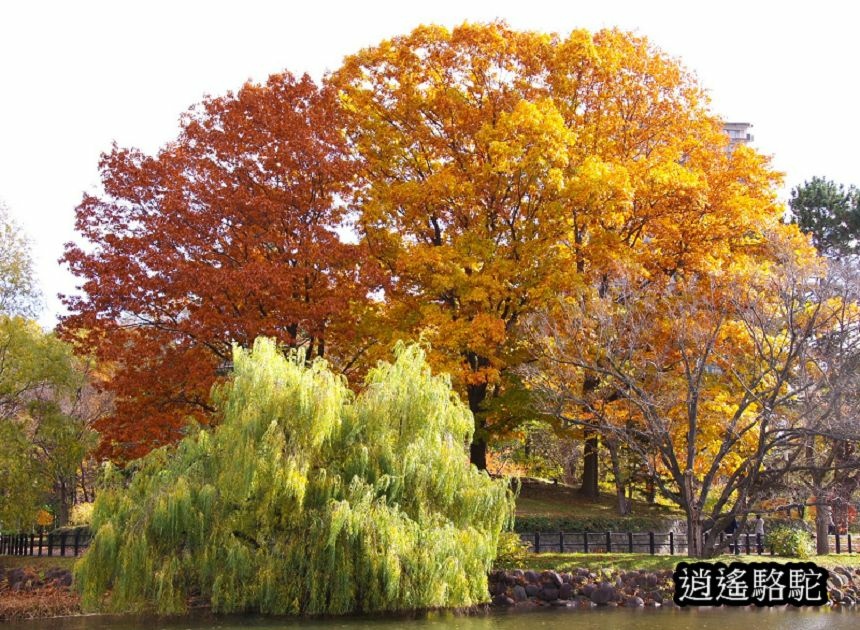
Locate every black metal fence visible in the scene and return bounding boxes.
[0,530,91,558]
[519,531,856,555]
[3,528,852,558]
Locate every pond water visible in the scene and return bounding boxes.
[6,607,858,630]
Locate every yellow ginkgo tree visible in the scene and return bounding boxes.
[333,22,783,475]
[524,226,859,557]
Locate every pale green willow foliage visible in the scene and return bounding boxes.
[75,339,514,615]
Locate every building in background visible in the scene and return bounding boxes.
[724,122,754,150]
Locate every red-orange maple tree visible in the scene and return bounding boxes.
[61,73,374,461]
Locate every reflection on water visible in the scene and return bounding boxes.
[6,607,858,630]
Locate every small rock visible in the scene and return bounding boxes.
[492,594,514,606]
[829,572,845,589]
[6,568,25,587]
[590,584,617,605]
[648,590,664,604]
[525,584,540,597]
[55,572,72,587]
[558,583,573,600]
[524,570,540,584]
[626,596,645,607]
[512,585,528,602]
[539,587,560,602]
[543,570,563,588]
[830,588,844,602]
[580,584,595,597]
[44,567,72,584]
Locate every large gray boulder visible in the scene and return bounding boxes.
[590,584,618,605]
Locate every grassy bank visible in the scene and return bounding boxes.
[0,556,77,572]
[517,552,860,572]
[515,478,681,520]
[0,557,79,621]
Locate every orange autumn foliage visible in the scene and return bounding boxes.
[63,22,794,467]
[331,22,784,466]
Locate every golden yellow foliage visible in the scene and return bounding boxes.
[332,22,787,466]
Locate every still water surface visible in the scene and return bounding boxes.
[6,608,857,630]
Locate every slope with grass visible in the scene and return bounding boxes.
[514,478,682,532]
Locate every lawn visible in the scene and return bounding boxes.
[515,477,681,520]
[0,556,77,573]
[519,552,860,572]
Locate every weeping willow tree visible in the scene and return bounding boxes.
[75,339,513,615]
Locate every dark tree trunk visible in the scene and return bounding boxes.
[79,465,91,503]
[468,380,489,470]
[645,477,656,504]
[56,478,70,527]
[683,471,705,557]
[579,433,599,499]
[687,513,705,558]
[815,499,831,555]
[615,482,629,516]
[579,374,601,499]
[606,439,629,515]
[470,436,488,471]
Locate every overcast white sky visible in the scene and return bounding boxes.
[1,0,858,328]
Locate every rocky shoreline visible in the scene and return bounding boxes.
[0,566,78,621]
[488,566,860,609]
[488,568,674,609]
[4,563,860,621]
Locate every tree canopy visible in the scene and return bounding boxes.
[522,224,860,556]
[790,176,860,257]
[75,339,513,614]
[0,201,41,317]
[0,316,96,529]
[61,73,377,461]
[63,22,788,473]
[332,23,783,469]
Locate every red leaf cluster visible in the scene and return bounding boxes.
[61,73,376,461]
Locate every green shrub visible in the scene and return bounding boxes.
[494,531,529,569]
[765,525,813,558]
[75,339,514,615]
[69,502,94,527]
[513,514,668,533]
